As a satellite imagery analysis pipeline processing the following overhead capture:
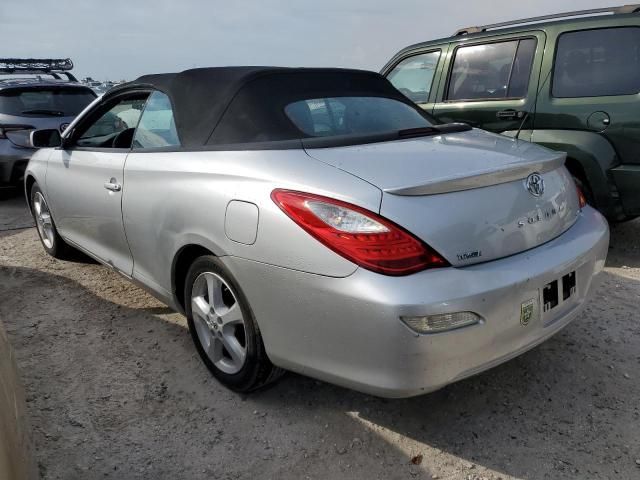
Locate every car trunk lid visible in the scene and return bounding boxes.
[304,130,580,266]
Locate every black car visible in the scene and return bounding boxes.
[0,59,96,187]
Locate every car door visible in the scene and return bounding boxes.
[431,31,546,138]
[46,91,149,275]
[120,90,182,295]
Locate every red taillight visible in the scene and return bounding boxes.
[271,189,449,276]
[576,185,587,209]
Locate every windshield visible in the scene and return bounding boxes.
[285,96,432,138]
[0,88,96,117]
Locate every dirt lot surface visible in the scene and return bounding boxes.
[1,193,639,480]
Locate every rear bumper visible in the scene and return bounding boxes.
[223,206,609,398]
[0,140,33,184]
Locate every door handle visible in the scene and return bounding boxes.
[104,178,122,192]
[496,109,524,120]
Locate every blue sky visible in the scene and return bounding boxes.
[0,0,618,80]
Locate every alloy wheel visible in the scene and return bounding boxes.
[190,272,247,374]
[33,192,55,249]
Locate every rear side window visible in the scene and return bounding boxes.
[553,27,640,98]
[387,51,441,104]
[0,88,95,117]
[447,38,536,101]
[285,96,431,137]
[133,91,180,149]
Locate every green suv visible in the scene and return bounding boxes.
[382,4,640,221]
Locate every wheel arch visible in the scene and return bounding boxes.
[171,243,217,314]
[530,129,622,218]
[564,157,591,192]
[24,174,37,210]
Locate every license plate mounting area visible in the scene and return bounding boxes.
[542,271,577,313]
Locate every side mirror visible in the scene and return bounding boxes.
[29,129,62,148]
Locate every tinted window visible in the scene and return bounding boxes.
[133,91,180,149]
[553,27,640,98]
[447,38,536,101]
[76,94,148,148]
[285,96,432,137]
[387,51,441,104]
[0,88,95,117]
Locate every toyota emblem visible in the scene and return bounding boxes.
[525,173,544,197]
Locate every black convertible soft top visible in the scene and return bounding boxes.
[110,66,437,149]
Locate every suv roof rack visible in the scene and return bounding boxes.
[0,58,77,81]
[454,4,640,36]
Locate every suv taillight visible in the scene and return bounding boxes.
[271,189,449,276]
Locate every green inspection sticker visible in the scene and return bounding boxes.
[520,299,535,326]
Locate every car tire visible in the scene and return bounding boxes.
[184,255,284,393]
[30,183,74,259]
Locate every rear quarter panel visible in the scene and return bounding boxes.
[122,150,382,298]
[533,16,640,167]
[531,17,640,218]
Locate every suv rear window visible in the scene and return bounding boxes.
[285,96,432,137]
[0,87,96,117]
[553,27,640,98]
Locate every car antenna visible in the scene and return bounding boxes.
[514,112,529,140]
[515,68,553,141]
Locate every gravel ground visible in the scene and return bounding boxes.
[1,192,639,480]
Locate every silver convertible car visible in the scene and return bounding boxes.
[24,67,609,397]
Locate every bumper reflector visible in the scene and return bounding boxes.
[401,311,482,334]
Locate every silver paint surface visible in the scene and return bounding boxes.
[25,124,609,397]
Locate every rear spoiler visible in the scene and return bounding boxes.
[385,153,566,196]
